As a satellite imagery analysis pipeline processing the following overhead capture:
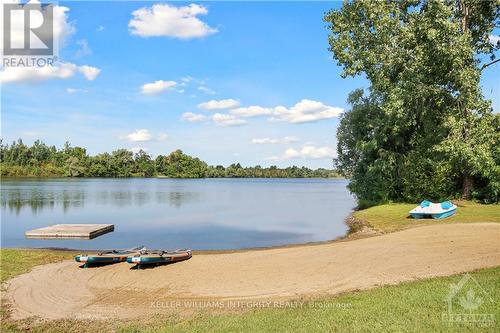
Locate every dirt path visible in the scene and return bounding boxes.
[5,223,500,320]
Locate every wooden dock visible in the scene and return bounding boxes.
[25,224,114,239]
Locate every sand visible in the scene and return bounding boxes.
[5,223,500,320]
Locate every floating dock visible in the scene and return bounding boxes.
[25,224,114,240]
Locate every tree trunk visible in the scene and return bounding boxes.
[462,174,474,200]
[457,0,470,32]
[457,0,473,201]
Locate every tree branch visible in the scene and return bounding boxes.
[481,58,500,70]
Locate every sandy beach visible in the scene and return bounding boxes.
[5,223,500,320]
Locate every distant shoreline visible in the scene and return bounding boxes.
[1,175,346,180]
[1,141,341,179]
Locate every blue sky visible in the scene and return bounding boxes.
[1,1,499,168]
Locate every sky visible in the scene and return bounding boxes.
[1,1,499,168]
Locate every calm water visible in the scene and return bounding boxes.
[1,178,355,250]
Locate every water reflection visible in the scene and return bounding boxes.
[1,178,355,250]
[1,189,85,215]
[1,185,200,215]
[156,192,200,208]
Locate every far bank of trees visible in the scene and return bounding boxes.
[0,139,339,179]
[325,0,499,205]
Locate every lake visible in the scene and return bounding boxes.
[1,178,355,250]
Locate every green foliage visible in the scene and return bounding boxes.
[0,139,340,179]
[325,0,500,205]
[155,149,208,178]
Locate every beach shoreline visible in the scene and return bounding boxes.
[0,213,376,255]
[4,222,499,320]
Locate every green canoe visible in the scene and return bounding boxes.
[127,249,192,268]
[75,246,145,267]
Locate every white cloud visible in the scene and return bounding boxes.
[78,65,100,80]
[121,129,153,142]
[121,130,168,142]
[53,4,75,47]
[140,80,177,95]
[129,3,217,39]
[251,136,299,144]
[0,63,101,83]
[198,99,240,110]
[66,88,88,94]
[97,25,105,32]
[252,138,280,144]
[272,100,343,123]
[157,133,168,141]
[130,147,149,154]
[489,35,500,45]
[0,63,75,83]
[228,99,343,123]
[283,136,300,143]
[198,86,216,95]
[268,145,336,161]
[231,105,274,117]
[182,112,207,122]
[212,113,247,127]
[75,39,92,57]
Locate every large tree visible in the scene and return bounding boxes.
[326,0,499,205]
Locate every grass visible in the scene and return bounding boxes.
[0,248,77,283]
[139,267,499,333]
[1,249,499,332]
[352,200,500,233]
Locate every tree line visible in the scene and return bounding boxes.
[325,0,499,206]
[0,139,340,179]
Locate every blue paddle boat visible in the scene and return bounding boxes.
[409,200,457,219]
